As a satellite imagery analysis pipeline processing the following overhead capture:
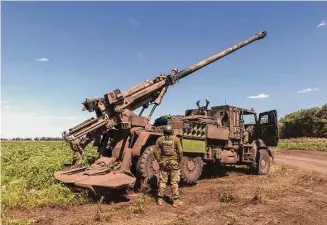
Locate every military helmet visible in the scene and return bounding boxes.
[172,68,178,73]
[163,124,173,135]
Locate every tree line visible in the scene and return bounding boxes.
[278,103,327,138]
[1,104,326,141]
[1,137,62,141]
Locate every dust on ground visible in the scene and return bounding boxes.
[3,150,327,225]
[274,149,327,174]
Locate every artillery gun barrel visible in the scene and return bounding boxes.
[70,118,107,140]
[68,117,97,134]
[175,31,267,80]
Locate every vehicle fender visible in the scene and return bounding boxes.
[256,139,267,149]
[131,132,162,156]
[255,139,274,161]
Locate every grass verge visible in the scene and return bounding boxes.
[274,138,327,151]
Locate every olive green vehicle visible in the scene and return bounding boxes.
[144,100,278,186]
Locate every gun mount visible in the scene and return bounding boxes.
[55,31,267,194]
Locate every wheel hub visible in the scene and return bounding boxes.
[186,160,196,172]
[149,155,159,175]
[152,160,159,171]
[260,159,266,168]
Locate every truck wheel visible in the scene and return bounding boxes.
[136,145,160,190]
[252,149,270,175]
[180,156,203,185]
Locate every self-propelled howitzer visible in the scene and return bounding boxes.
[55,31,267,193]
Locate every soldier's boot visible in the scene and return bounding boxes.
[71,159,83,169]
[157,198,163,206]
[172,199,183,207]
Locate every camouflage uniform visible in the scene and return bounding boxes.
[243,131,249,143]
[243,125,254,144]
[72,149,83,167]
[62,131,83,168]
[154,133,183,207]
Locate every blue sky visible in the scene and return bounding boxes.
[1,2,327,138]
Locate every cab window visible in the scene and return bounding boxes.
[259,114,269,124]
[243,114,256,125]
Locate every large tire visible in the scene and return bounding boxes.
[251,149,271,175]
[136,145,160,191]
[180,156,204,185]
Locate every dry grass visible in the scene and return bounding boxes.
[219,186,238,203]
[126,194,152,215]
[1,218,34,225]
[293,171,327,187]
[93,198,114,223]
[267,164,288,177]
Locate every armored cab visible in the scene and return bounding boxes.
[180,103,278,146]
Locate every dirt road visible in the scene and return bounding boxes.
[274,150,327,174]
[3,150,327,225]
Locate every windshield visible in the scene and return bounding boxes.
[243,114,256,125]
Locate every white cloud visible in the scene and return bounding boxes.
[1,100,11,110]
[297,87,319,94]
[246,93,270,99]
[32,115,77,120]
[128,17,141,29]
[317,20,326,28]
[35,57,49,62]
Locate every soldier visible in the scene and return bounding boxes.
[72,148,83,168]
[153,124,183,207]
[63,131,83,168]
[243,125,254,144]
[63,153,82,169]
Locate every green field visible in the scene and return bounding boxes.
[273,138,327,152]
[1,138,326,209]
[1,141,99,209]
